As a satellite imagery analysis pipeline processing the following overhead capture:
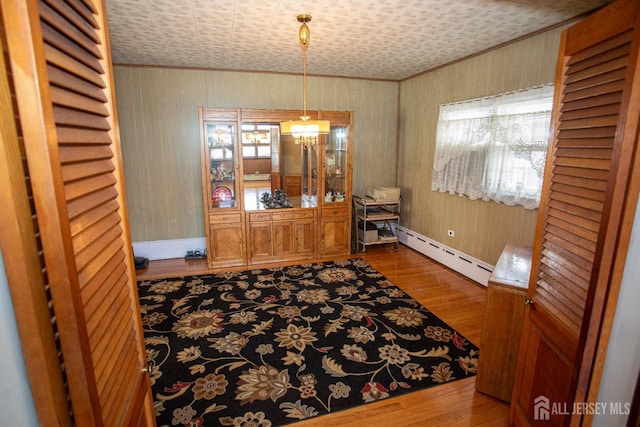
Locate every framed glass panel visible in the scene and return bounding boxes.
[207,123,237,208]
[324,126,347,203]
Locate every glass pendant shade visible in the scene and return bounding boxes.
[281,118,330,144]
[299,22,310,48]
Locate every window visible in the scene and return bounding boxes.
[241,124,272,158]
[431,85,553,209]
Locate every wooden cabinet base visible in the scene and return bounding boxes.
[475,244,531,402]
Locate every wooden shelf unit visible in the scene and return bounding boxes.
[352,195,401,252]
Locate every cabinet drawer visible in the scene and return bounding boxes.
[249,212,271,222]
[271,211,295,221]
[322,207,348,217]
[210,213,241,224]
[295,210,315,219]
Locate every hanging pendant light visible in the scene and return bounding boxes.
[281,14,330,146]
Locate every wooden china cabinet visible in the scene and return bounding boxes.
[199,108,246,267]
[199,108,353,268]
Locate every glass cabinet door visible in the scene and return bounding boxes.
[323,126,347,203]
[206,123,237,209]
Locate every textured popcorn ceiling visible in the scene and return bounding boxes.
[105,0,611,81]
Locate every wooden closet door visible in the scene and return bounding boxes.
[511,0,640,425]
[2,0,154,425]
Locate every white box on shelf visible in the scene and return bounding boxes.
[365,186,400,201]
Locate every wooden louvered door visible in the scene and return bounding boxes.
[510,0,640,425]
[1,0,154,425]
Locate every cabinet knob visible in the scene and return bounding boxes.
[525,298,533,306]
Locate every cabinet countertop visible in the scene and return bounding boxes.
[489,243,533,291]
[244,196,317,211]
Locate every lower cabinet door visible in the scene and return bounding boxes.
[210,222,245,267]
[248,222,273,261]
[319,208,350,257]
[273,220,295,257]
[295,219,315,256]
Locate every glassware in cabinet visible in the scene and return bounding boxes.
[323,126,347,203]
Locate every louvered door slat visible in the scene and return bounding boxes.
[87,275,127,351]
[548,190,605,212]
[565,69,626,96]
[557,115,619,130]
[557,125,617,140]
[534,285,581,332]
[537,269,586,313]
[538,267,584,324]
[48,65,108,102]
[81,253,126,317]
[550,182,606,202]
[553,165,610,181]
[41,20,103,72]
[544,229,595,264]
[541,243,592,276]
[547,206,600,232]
[64,173,117,202]
[72,210,120,254]
[66,186,118,219]
[50,86,109,116]
[40,1,101,56]
[75,225,121,271]
[65,0,98,26]
[559,92,620,112]
[45,44,105,87]
[546,214,599,244]
[57,127,112,144]
[566,43,629,77]
[546,223,598,252]
[53,106,110,129]
[566,28,632,64]
[62,159,115,182]
[554,147,612,159]
[59,145,113,163]
[563,79,625,102]
[93,288,130,377]
[564,56,628,84]
[552,173,609,191]
[76,235,122,287]
[83,261,126,316]
[42,0,100,43]
[540,253,591,289]
[541,243,593,277]
[69,199,119,237]
[102,332,139,420]
[560,104,620,121]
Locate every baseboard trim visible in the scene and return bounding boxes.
[397,226,493,287]
[132,238,206,261]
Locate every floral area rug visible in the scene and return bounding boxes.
[138,258,479,426]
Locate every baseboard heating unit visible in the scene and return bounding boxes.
[396,226,493,287]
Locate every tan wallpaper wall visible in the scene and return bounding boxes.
[397,26,566,265]
[113,67,399,241]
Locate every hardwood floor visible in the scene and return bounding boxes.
[135,244,509,426]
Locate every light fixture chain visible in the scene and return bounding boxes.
[302,47,307,118]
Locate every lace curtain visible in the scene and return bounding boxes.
[431,85,554,209]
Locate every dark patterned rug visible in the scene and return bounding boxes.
[138,258,479,426]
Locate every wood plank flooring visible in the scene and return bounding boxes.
[135,244,509,426]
